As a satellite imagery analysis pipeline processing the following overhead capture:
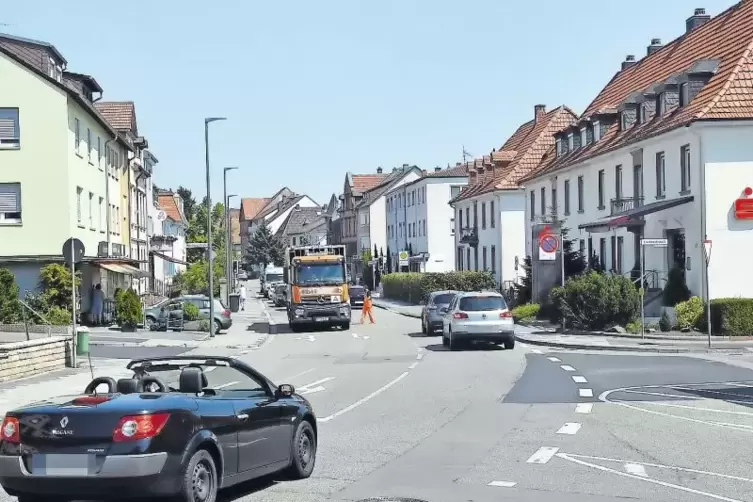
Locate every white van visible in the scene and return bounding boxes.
[262,266,284,297]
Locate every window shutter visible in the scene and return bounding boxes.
[0,184,20,212]
[0,117,17,139]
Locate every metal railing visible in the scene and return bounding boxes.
[610,196,644,215]
[18,298,54,339]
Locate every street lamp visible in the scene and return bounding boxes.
[226,192,238,304]
[223,166,239,304]
[205,117,226,337]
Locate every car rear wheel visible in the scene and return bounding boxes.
[286,420,317,479]
[421,318,427,334]
[179,449,218,502]
[448,328,461,351]
[213,319,222,335]
[504,338,515,350]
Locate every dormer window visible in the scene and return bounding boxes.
[593,121,601,141]
[679,82,689,106]
[620,112,628,131]
[586,124,594,145]
[657,93,666,115]
[637,105,644,125]
[555,137,562,157]
[567,133,574,151]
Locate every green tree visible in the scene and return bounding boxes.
[186,199,225,263]
[246,222,285,270]
[0,268,21,323]
[172,259,224,297]
[38,263,80,311]
[176,186,196,221]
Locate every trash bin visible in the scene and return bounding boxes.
[229,293,240,313]
[76,326,90,356]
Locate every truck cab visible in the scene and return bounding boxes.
[284,245,350,332]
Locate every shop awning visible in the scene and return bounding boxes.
[151,251,188,266]
[98,262,150,278]
[579,195,694,233]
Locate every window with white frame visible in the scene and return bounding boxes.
[87,128,92,162]
[680,144,691,192]
[655,152,666,197]
[0,183,22,223]
[89,192,94,228]
[593,121,601,141]
[76,187,83,223]
[0,108,20,148]
[577,175,584,211]
[74,119,81,153]
[564,179,571,215]
[490,200,495,228]
[99,197,104,231]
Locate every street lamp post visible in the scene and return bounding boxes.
[205,117,226,337]
[223,166,239,304]
[226,192,238,304]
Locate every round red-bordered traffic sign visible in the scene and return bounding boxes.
[539,234,559,253]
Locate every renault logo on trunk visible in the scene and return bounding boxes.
[60,416,69,428]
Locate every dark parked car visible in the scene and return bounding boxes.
[144,295,232,334]
[421,290,458,335]
[0,356,317,502]
[349,285,366,307]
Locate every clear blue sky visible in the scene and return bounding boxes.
[3,0,734,207]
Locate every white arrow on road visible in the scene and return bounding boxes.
[301,386,326,395]
[352,333,370,340]
[294,335,317,342]
[298,376,335,395]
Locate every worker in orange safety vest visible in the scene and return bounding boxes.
[360,290,375,324]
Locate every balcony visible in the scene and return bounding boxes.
[459,226,479,247]
[610,196,644,215]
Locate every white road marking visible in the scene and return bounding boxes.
[624,463,648,477]
[572,376,588,383]
[631,399,753,416]
[352,333,359,338]
[579,388,594,398]
[320,372,410,423]
[214,381,239,389]
[416,353,424,360]
[557,453,746,502]
[408,362,418,370]
[488,481,517,488]
[299,377,335,390]
[239,350,249,355]
[547,357,561,362]
[560,365,576,371]
[527,447,559,464]
[363,335,370,340]
[301,386,325,395]
[204,366,217,372]
[307,335,316,342]
[575,403,593,414]
[280,368,316,382]
[531,348,543,354]
[556,423,582,435]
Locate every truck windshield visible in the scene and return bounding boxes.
[295,263,344,286]
[265,273,283,282]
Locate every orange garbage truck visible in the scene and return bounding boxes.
[284,245,350,332]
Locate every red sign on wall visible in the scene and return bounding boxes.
[734,187,753,220]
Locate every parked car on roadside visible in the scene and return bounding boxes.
[237,271,248,280]
[421,290,458,335]
[441,291,515,350]
[274,283,288,307]
[268,281,284,304]
[349,285,366,307]
[144,295,232,335]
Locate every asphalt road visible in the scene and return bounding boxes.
[4,304,753,502]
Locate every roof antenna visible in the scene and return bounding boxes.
[462,146,472,163]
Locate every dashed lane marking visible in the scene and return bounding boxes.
[488,481,517,488]
[556,423,582,435]
[214,381,239,389]
[572,376,588,383]
[547,356,561,362]
[408,362,418,370]
[526,447,559,464]
[320,371,410,423]
[575,403,593,414]
[561,365,576,371]
[624,463,648,477]
[280,368,316,382]
[579,388,594,398]
[416,353,424,360]
[531,349,543,354]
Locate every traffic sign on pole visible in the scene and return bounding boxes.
[538,232,559,261]
[703,239,712,264]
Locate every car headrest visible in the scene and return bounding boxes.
[179,367,205,394]
[116,378,142,394]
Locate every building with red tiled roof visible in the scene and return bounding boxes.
[450,105,578,286]
[521,3,753,305]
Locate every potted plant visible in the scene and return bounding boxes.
[115,289,143,332]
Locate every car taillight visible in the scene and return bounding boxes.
[1,416,19,443]
[453,312,469,319]
[73,395,111,405]
[500,311,513,318]
[223,309,231,317]
[112,413,170,442]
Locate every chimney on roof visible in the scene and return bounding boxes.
[435,166,442,172]
[534,104,546,122]
[377,166,383,174]
[294,204,300,210]
[686,8,711,32]
[621,55,637,71]
[392,167,398,172]
[402,164,409,169]
[647,38,663,56]
[422,169,427,175]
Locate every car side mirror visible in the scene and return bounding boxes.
[439,307,448,313]
[428,305,437,310]
[276,384,295,397]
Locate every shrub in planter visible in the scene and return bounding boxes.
[115,289,143,331]
[707,298,753,336]
[0,268,21,324]
[183,303,200,321]
[511,303,540,323]
[548,272,640,331]
[46,306,73,326]
[675,296,704,331]
[659,309,673,332]
[381,271,496,304]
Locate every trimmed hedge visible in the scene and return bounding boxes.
[381,271,496,304]
[511,303,540,323]
[708,298,753,336]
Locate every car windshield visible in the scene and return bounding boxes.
[433,293,455,305]
[266,273,283,282]
[295,263,344,286]
[459,296,506,311]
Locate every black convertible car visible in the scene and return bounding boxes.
[0,355,317,502]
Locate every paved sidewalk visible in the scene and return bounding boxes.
[515,330,753,353]
[373,298,422,318]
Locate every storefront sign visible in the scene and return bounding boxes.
[734,187,753,220]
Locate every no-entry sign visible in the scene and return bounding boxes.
[538,233,559,261]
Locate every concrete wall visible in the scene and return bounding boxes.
[0,336,70,383]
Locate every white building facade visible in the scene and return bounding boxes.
[386,165,467,272]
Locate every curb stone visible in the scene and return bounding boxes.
[515,334,753,354]
[372,303,421,319]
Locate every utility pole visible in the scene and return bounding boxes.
[204,117,227,337]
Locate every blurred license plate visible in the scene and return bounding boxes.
[31,454,93,476]
[314,317,328,322]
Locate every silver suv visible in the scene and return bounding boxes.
[441,291,515,351]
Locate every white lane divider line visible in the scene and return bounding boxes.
[572,376,588,383]
[488,481,517,488]
[575,403,593,414]
[526,447,559,464]
[579,388,594,398]
[320,371,410,423]
[408,362,418,370]
[299,377,335,390]
[560,365,576,372]
[301,386,326,395]
[416,353,424,360]
[531,349,543,354]
[556,422,582,435]
[547,357,561,362]
[625,463,648,477]
[214,381,239,389]
[204,366,217,372]
[280,367,316,382]
[307,335,316,342]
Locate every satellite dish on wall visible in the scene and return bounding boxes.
[157,211,167,222]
